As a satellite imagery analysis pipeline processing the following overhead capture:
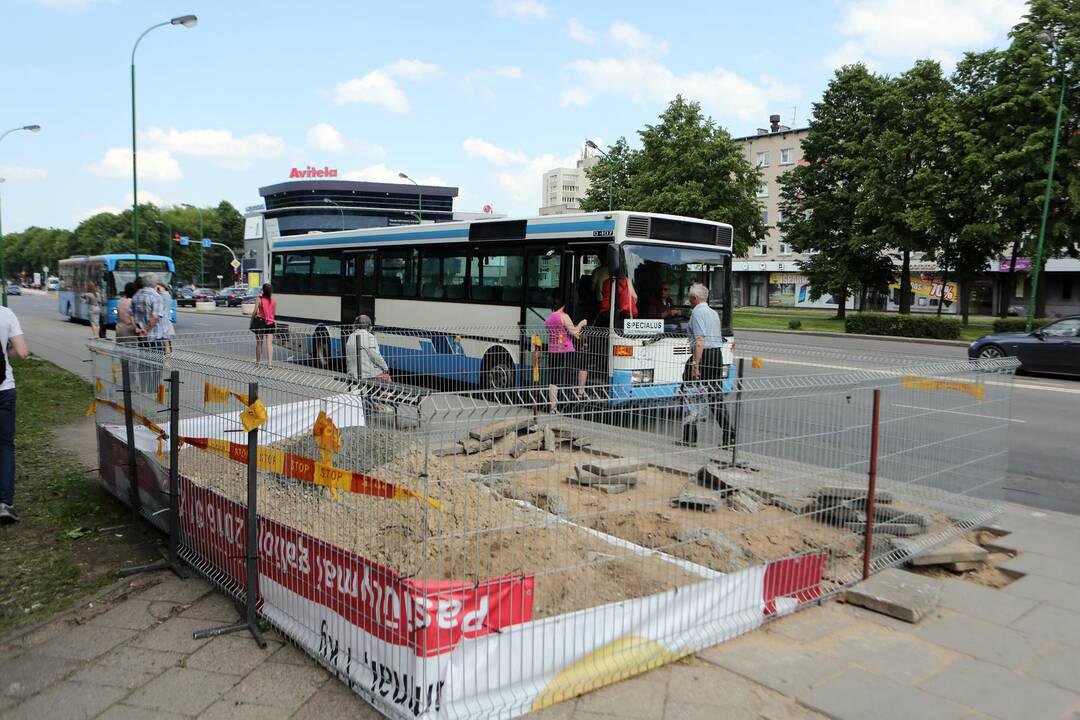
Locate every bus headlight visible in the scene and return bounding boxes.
[631,369,654,384]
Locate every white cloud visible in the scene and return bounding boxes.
[829,0,1025,68]
[385,59,442,81]
[609,20,668,56]
[0,165,48,181]
[341,164,446,186]
[567,18,596,43]
[88,147,182,182]
[142,126,285,169]
[75,205,121,223]
[492,0,548,19]
[125,190,167,206]
[333,70,410,112]
[462,137,528,167]
[306,123,344,152]
[564,57,801,124]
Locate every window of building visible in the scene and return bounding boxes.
[378,249,418,297]
[756,151,769,167]
[775,210,783,225]
[469,250,524,304]
[757,182,768,198]
[760,210,769,225]
[779,242,793,256]
[753,242,768,256]
[780,148,793,165]
[419,250,467,299]
[311,253,342,294]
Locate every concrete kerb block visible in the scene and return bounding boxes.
[469,418,532,441]
[843,568,941,623]
[895,538,989,567]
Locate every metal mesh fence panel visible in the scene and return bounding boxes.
[88,328,1016,719]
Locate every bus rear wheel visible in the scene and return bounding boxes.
[482,349,514,392]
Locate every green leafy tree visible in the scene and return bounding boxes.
[779,64,894,319]
[581,96,765,254]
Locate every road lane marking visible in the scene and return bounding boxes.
[891,403,1026,423]
[757,357,1080,395]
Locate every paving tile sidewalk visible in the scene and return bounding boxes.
[4,503,1080,719]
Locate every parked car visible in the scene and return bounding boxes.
[175,288,196,307]
[968,315,1080,376]
[47,281,59,290]
[7,286,21,296]
[214,287,246,307]
[229,288,259,307]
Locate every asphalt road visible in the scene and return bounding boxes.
[9,292,1080,514]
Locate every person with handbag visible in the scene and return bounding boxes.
[681,283,732,448]
[251,283,276,367]
[344,314,390,383]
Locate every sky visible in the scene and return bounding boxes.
[0,0,1028,233]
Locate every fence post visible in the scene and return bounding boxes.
[120,359,141,521]
[193,381,266,647]
[119,369,188,578]
[862,388,882,581]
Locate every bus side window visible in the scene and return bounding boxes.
[469,251,522,304]
[283,253,312,293]
[312,253,342,294]
[526,251,561,307]
[379,249,418,297]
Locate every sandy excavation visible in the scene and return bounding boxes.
[179,415,953,617]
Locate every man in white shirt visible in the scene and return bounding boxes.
[0,306,29,524]
[345,315,390,383]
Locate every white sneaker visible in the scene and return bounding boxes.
[0,503,18,525]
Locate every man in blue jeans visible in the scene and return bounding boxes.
[0,305,29,524]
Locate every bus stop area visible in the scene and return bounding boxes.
[27,321,1033,719]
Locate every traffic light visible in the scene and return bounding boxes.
[173,232,181,244]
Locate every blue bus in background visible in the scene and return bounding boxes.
[58,254,177,326]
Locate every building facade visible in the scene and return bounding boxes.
[539,150,598,215]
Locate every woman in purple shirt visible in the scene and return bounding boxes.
[545,298,587,413]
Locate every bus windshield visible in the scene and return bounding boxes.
[113,260,173,293]
[620,242,730,334]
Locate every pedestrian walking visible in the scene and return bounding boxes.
[132,274,167,394]
[0,305,29,524]
[155,283,175,354]
[345,314,390,383]
[84,281,102,339]
[251,283,276,367]
[682,283,732,448]
[545,297,586,413]
[115,282,137,343]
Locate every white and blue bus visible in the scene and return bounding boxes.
[58,254,177,326]
[269,211,734,399]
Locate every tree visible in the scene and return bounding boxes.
[778,64,894,319]
[581,96,766,255]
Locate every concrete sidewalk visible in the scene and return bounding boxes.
[3,503,1080,719]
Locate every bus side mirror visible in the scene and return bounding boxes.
[605,245,621,274]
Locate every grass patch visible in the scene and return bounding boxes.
[0,359,160,636]
[734,307,994,342]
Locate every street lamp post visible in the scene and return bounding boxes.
[154,218,172,259]
[1027,29,1068,333]
[584,140,612,211]
[323,197,346,231]
[0,124,41,307]
[182,203,204,286]
[398,172,423,223]
[131,15,197,278]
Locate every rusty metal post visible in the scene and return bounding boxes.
[863,388,882,580]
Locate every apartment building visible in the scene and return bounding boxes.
[539,150,598,215]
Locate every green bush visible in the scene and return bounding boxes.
[992,317,1047,333]
[788,319,802,330]
[845,313,962,340]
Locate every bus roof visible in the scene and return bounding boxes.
[272,210,734,253]
[59,254,174,265]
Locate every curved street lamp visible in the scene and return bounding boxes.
[0,124,41,306]
[323,197,346,231]
[1027,29,1068,332]
[131,15,197,277]
[398,172,423,223]
[585,139,612,211]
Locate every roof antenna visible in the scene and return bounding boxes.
[791,106,798,128]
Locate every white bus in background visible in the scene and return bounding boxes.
[268,211,735,400]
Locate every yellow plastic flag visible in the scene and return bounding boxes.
[86,400,98,417]
[532,334,542,383]
[156,383,166,404]
[751,357,762,369]
[94,378,104,393]
[240,398,267,433]
[203,382,232,404]
[111,363,120,384]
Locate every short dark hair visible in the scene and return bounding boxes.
[261,283,272,299]
[550,295,564,312]
[123,282,136,299]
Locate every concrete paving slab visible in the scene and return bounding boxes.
[0,652,80,698]
[798,667,977,720]
[1025,644,1080,694]
[124,666,240,716]
[132,616,217,655]
[266,641,313,667]
[574,673,667,719]
[185,634,280,676]
[765,604,859,644]
[810,623,959,686]
[135,576,213,604]
[698,634,848,695]
[1000,574,1080,613]
[910,608,1050,669]
[71,645,184,689]
[843,568,941,623]
[87,599,161,631]
[32,624,137,662]
[1010,603,1080,647]
[1000,551,1080,585]
[0,681,126,720]
[918,657,1079,720]
[95,704,187,720]
[224,658,328,712]
[178,592,242,623]
[902,539,989,566]
[936,577,1040,626]
[196,698,292,719]
[290,679,385,719]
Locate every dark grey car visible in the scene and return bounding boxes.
[968,315,1080,376]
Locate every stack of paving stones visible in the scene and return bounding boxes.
[571,458,646,495]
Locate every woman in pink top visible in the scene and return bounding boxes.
[252,283,277,367]
[545,297,587,413]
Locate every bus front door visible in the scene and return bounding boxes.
[343,251,376,326]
